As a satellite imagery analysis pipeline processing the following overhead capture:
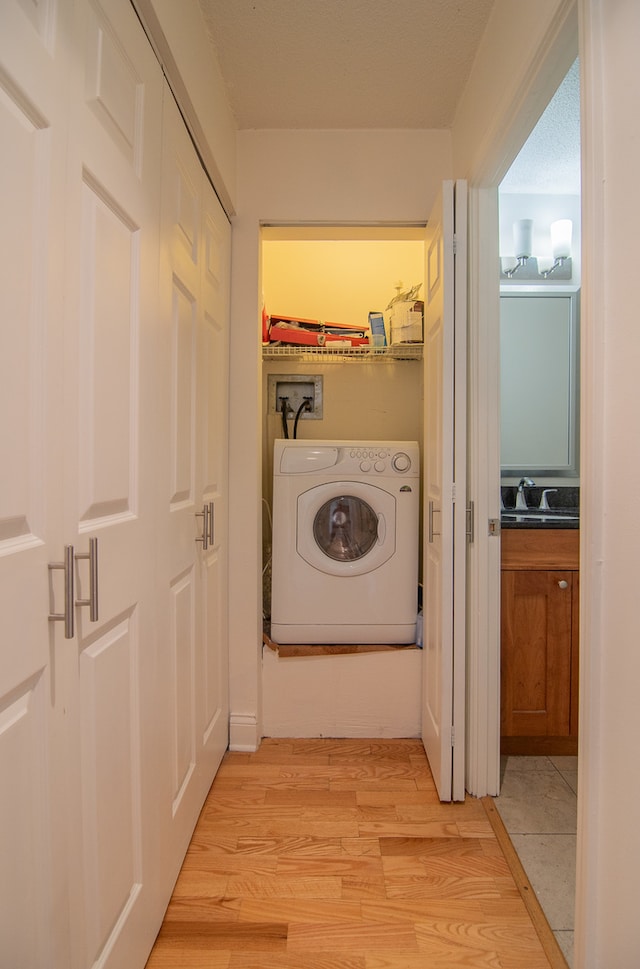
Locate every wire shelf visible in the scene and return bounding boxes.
[262,344,423,362]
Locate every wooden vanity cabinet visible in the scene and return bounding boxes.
[501,528,579,755]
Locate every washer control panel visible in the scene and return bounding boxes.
[349,446,414,475]
[276,440,419,477]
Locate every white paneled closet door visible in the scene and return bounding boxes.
[60,1,167,966]
[422,180,467,803]
[0,0,185,966]
[158,91,230,878]
[0,2,73,966]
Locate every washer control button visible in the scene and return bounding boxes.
[360,460,372,472]
[374,460,386,472]
[392,451,411,473]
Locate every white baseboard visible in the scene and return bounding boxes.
[229,713,261,751]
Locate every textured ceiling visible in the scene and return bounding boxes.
[197,0,495,129]
[197,1,580,194]
[501,59,581,195]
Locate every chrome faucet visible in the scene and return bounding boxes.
[515,477,535,510]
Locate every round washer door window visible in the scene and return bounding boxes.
[297,481,396,577]
[313,495,378,562]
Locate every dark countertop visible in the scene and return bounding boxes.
[501,484,579,529]
[501,513,579,530]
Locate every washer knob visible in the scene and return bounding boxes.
[360,460,371,472]
[392,451,411,472]
[374,460,386,472]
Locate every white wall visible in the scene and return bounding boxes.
[229,129,452,748]
[263,236,425,327]
[452,0,578,184]
[576,1,640,965]
[262,648,422,738]
[135,0,237,210]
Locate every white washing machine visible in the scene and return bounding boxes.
[270,439,420,644]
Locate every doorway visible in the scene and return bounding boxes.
[494,59,581,966]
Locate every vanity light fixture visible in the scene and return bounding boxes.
[501,218,573,279]
[539,219,573,277]
[503,219,533,277]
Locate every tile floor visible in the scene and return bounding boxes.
[494,755,578,967]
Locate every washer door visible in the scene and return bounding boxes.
[297,481,396,576]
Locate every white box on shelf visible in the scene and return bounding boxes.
[386,300,423,344]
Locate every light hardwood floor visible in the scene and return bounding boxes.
[146,739,566,969]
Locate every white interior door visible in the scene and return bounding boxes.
[1,3,230,965]
[0,2,71,966]
[60,2,167,966]
[158,91,230,874]
[197,175,231,776]
[422,180,467,802]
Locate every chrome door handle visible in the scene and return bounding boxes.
[196,504,209,550]
[208,501,215,547]
[75,537,99,621]
[428,500,440,542]
[558,579,569,589]
[49,545,75,639]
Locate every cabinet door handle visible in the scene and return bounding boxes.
[196,504,209,550]
[208,500,215,546]
[428,500,440,542]
[48,545,75,639]
[75,537,99,621]
[558,579,569,589]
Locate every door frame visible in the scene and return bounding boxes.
[464,13,579,797]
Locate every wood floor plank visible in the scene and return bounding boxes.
[286,920,418,951]
[383,875,510,901]
[196,819,360,838]
[359,820,460,837]
[155,919,288,950]
[355,789,441,806]
[331,778,421,792]
[234,898,363,924]
[171,870,230,897]
[374,954,502,969]
[362,898,486,921]
[379,835,486,856]
[275,854,383,877]
[341,875,388,899]
[264,789,357,806]
[382,852,511,879]
[145,741,559,969]
[414,914,547,956]
[145,949,231,968]
[228,954,365,969]
[225,874,344,898]
[181,854,279,876]
[164,897,240,923]
[395,799,488,820]
[341,837,381,857]
[233,836,342,856]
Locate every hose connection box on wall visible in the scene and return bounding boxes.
[267,374,323,420]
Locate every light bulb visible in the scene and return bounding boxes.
[551,220,572,259]
[513,219,533,259]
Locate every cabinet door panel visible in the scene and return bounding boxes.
[501,570,573,736]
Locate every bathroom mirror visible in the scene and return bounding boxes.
[500,289,580,477]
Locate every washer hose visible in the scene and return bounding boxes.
[293,398,312,439]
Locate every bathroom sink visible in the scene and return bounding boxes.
[502,509,579,523]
